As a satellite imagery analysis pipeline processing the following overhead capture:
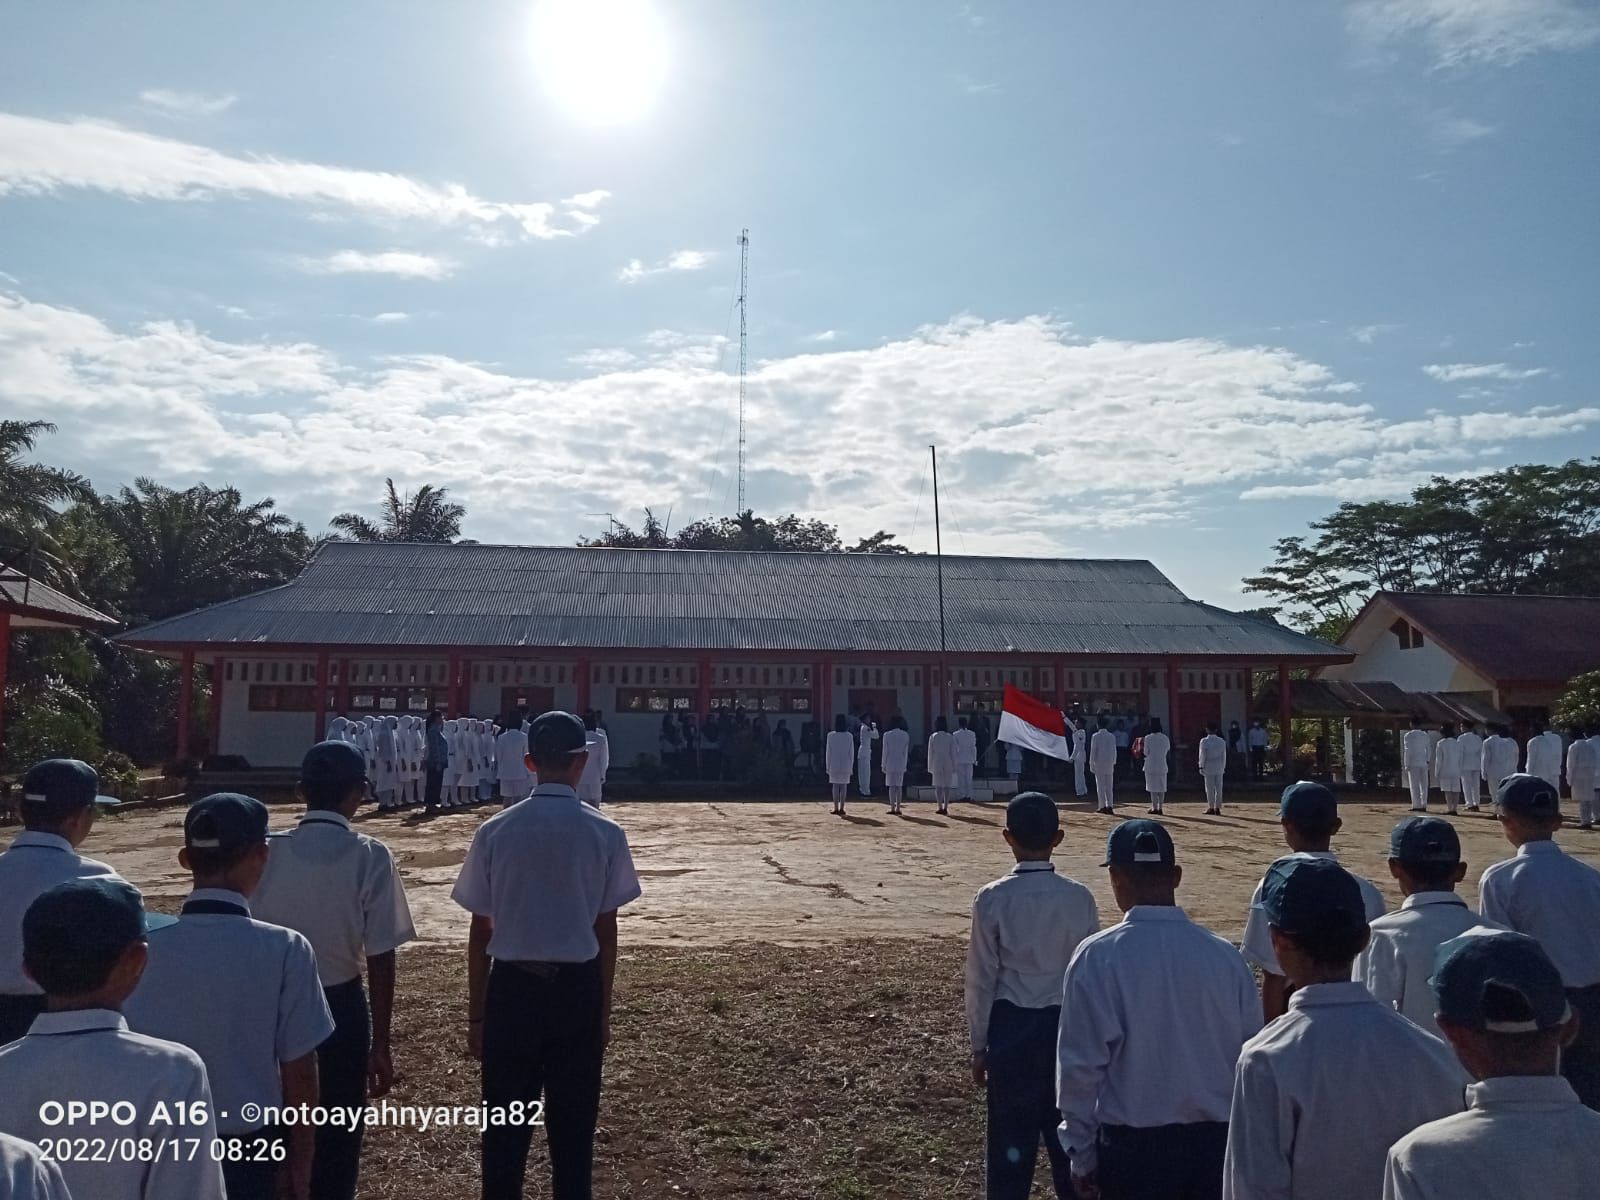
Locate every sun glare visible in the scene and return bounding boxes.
[529,0,669,126]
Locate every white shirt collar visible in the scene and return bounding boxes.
[1517,840,1563,858]
[1122,905,1191,923]
[1400,891,1468,911]
[1288,980,1376,1010]
[299,810,351,830]
[1467,1075,1581,1110]
[529,783,580,801]
[28,1008,126,1036]
[186,887,252,912]
[1012,862,1056,874]
[9,831,74,853]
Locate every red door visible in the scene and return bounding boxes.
[846,689,900,726]
[500,686,555,723]
[1176,692,1222,767]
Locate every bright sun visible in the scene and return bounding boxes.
[529,0,669,126]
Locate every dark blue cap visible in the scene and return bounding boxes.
[300,740,367,786]
[528,710,588,761]
[20,759,118,812]
[1260,856,1367,936]
[1278,781,1338,826]
[184,793,270,852]
[1101,819,1175,867]
[1389,816,1461,865]
[1432,930,1570,1034]
[23,877,172,974]
[1006,791,1060,847]
[1494,773,1560,817]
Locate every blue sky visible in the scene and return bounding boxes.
[1,0,1596,606]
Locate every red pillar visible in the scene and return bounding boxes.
[0,612,11,757]
[1138,665,1151,723]
[820,658,835,722]
[176,649,195,762]
[446,654,461,717]
[313,651,329,740]
[208,656,225,757]
[1054,657,1066,712]
[576,657,591,713]
[1278,662,1294,779]
[922,661,934,734]
[459,657,474,716]
[698,657,713,717]
[1166,659,1182,744]
[337,657,351,715]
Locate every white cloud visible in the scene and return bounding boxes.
[1350,322,1402,343]
[617,249,712,283]
[299,250,455,280]
[1349,0,1600,68]
[807,330,840,344]
[954,73,1001,95]
[0,112,607,240]
[1426,109,1498,146]
[1423,361,1548,382]
[370,312,410,324]
[138,89,237,117]
[3,290,1596,548]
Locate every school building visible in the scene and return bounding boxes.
[113,542,1351,771]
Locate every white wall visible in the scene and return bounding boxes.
[1321,606,1493,693]
[217,675,316,768]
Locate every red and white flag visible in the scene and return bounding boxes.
[997,683,1072,761]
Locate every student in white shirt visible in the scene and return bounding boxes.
[927,717,958,815]
[1356,817,1501,1038]
[1069,717,1089,798]
[1384,931,1600,1200]
[452,711,643,1200]
[1565,724,1595,829]
[1139,719,1171,815]
[1247,719,1270,779]
[0,758,121,1043]
[1432,722,1462,815]
[1455,723,1485,812]
[1401,716,1433,812]
[577,711,609,808]
[1525,723,1563,789]
[0,877,225,1200]
[495,716,532,803]
[856,718,879,799]
[1478,773,1600,1109]
[965,793,1099,1200]
[881,717,911,815]
[124,793,334,1200]
[1198,722,1227,815]
[1241,782,1387,1022]
[251,742,418,1200]
[954,717,979,801]
[1480,724,1519,805]
[0,1132,71,1200]
[825,715,857,815]
[1088,718,1118,814]
[1056,820,1260,1200]
[1223,858,1466,1200]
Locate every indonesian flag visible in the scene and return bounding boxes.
[997,683,1072,761]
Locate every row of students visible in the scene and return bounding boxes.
[964,774,1600,1199]
[1401,717,1600,818]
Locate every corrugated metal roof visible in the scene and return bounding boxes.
[1255,678,1509,725]
[114,543,1348,659]
[0,566,117,627]
[1376,592,1600,685]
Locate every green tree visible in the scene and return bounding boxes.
[1554,671,1600,732]
[0,420,97,591]
[329,479,466,543]
[582,509,915,554]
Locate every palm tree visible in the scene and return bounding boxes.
[95,480,314,623]
[0,420,96,579]
[329,479,466,544]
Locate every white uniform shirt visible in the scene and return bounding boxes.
[1478,840,1600,987]
[926,731,957,785]
[0,1133,71,1200]
[577,731,610,801]
[1242,852,1386,975]
[880,728,910,776]
[1223,982,1466,1200]
[953,727,978,766]
[0,832,120,995]
[1432,736,1462,787]
[1566,737,1596,798]
[451,784,641,962]
[1070,723,1086,764]
[1454,730,1483,775]
[1198,733,1227,775]
[1383,1075,1600,1200]
[1088,728,1117,773]
[495,727,531,784]
[1248,725,1269,749]
[251,811,417,987]
[1480,734,1518,783]
[1354,892,1502,1037]
[825,730,856,782]
[1056,907,1261,1176]
[965,863,1098,1051]
[1141,732,1171,781]
[1402,728,1433,772]
[0,1009,225,1200]
[1526,730,1563,785]
[857,724,878,760]
[123,889,334,1135]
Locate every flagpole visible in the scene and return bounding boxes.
[931,445,948,722]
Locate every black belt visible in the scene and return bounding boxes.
[496,957,599,980]
[182,899,251,917]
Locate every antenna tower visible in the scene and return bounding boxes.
[736,228,749,513]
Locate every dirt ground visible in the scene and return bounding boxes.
[61,791,1600,1199]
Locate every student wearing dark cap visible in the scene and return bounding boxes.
[0,1132,71,1200]
[1477,773,1600,1108]
[0,758,122,1044]
[251,741,417,1200]
[451,711,642,1200]
[1222,858,1465,1200]
[1240,782,1386,1021]
[965,792,1099,1200]
[0,877,225,1200]
[1383,931,1600,1199]
[1055,820,1260,1200]
[123,794,334,1200]
[1356,817,1503,1037]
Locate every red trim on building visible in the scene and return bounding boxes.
[176,649,195,762]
